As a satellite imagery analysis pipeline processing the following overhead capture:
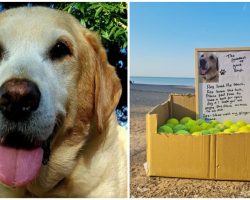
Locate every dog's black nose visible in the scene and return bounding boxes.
[200,59,207,69]
[0,79,40,120]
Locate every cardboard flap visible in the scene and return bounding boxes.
[170,94,196,119]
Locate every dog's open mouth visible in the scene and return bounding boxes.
[0,131,52,187]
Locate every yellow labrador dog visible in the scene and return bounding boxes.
[0,7,127,197]
[199,52,219,83]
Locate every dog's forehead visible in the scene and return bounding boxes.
[0,7,78,46]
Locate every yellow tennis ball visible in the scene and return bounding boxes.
[236,121,247,127]
[238,126,250,133]
[223,128,233,134]
[192,132,202,136]
[223,120,233,128]
[230,124,239,132]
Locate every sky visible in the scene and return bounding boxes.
[130,2,250,78]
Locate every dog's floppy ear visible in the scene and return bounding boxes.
[85,32,122,133]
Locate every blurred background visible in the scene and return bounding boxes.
[0,2,128,127]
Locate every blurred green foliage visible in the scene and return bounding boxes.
[55,2,127,49]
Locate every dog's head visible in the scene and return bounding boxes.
[0,7,121,189]
[199,52,219,82]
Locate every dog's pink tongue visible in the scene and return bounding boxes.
[0,145,43,187]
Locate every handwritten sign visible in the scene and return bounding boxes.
[195,48,250,122]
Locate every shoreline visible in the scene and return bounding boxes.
[130,82,194,87]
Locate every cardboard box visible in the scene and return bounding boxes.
[146,94,250,180]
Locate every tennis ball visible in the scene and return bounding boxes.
[200,122,212,130]
[180,117,192,124]
[223,128,233,134]
[185,119,197,130]
[246,124,250,128]
[238,126,250,133]
[189,125,202,133]
[236,121,247,127]
[223,120,233,128]
[158,125,173,134]
[197,118,206,125]
[165,123,175,129]
[230,124,239,132]
[209,128,220,134]
[176,130,189,135]
[210,120,219,127]
[192,132,202,136]
[173,124,187,133]
[201,130,211,135]
[215,123,226,131]
[166,118,179,126]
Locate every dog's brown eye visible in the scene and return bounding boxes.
[50,41,72,60]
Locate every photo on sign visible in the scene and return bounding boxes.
[198,52,219,83]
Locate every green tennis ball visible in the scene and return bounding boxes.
[158,125,173,134]
[190,125,202,133]
[180,117,192,124]
[165,123,175,129]
[236,121,247,127]
[173,124,187,133]
[166,118,179,126]
[196,118,206,125]
[223,120,233,128]
[209,128,220,134]
[176,130,189,135]
[200,122,212,130]
[215,123,226,131]
[192,132,202,136]
[201,130,211,135]
[185,119,197,130]
[210,120,219,127]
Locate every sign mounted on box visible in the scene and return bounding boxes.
[195,48,250,123]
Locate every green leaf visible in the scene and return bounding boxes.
[109,26,117,37]
[95,6,103,18]
[114,29,124,39]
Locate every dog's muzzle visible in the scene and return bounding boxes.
[0,79,52,187]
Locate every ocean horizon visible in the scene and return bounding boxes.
[130,76,195,86]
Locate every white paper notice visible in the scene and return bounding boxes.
[198,50,250,122]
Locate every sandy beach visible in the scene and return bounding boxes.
[130,83,250,198]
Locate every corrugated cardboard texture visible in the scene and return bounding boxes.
[146,93,250,181]
[216,133,250,180]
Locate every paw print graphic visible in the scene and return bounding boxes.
[220,69,226,75]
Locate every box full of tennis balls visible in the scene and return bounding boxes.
[146,94,250,180]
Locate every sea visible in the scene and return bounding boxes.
[130,76,195,86]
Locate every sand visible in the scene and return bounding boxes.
[130,83,250,198]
